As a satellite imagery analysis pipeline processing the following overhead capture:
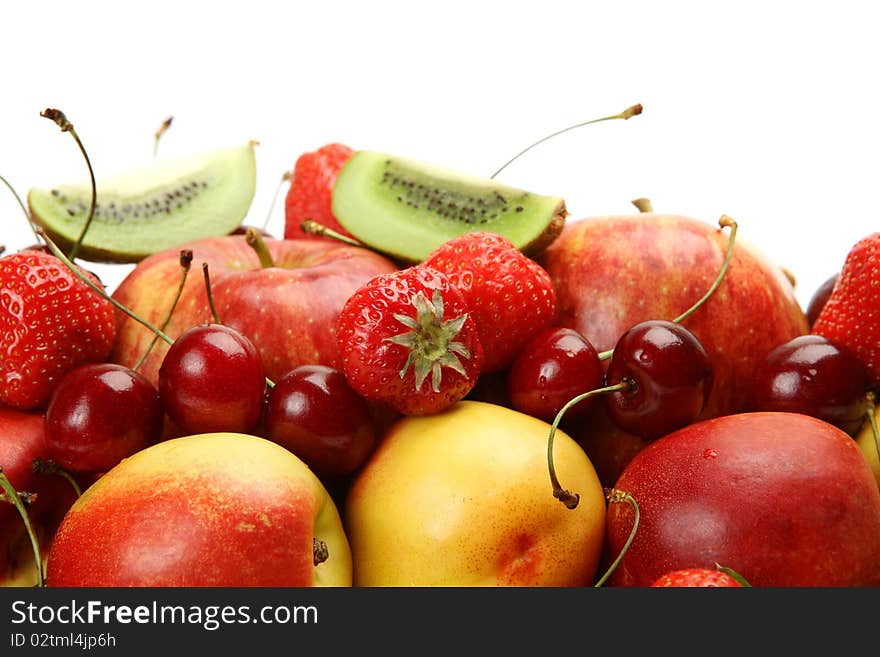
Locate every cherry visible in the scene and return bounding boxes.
[507,327,604,423]
[604,320,713,440]
[264,364,376,479]
[805,272,839,328]
[749,334,869,436]
[158,323,266,435]
[45,362,163,473]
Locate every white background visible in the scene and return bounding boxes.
[2,1,877,310]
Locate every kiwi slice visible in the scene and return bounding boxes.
[331,151,567,262]
[27,142,257,263]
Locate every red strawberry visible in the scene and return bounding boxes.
[812,232,880,384]
[0,250,116,410]
[423,231,557,372]
[335,266,483,415]
[284,143,355,241]
[650,567,746,587]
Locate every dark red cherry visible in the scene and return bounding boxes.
[805,273,839,328]
[507,327,604,423]
[45,363,163,473]
[264,364,376,479]
[750,334,868,435]
[158,323,266,435]
[604,320,713,440]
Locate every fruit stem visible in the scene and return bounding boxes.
[0,467,44,586]
[593,488,639,587]
[714,563,752,587]
[244,227,276,268]
[672,215,737,324]
[39,229,175,346]
[40,109,96,262]
[313,537,329,566]
[133,249,194,371]
[32,458,82,498]
[262,170,292,231]
[153,116,173,157]
[0,173,41,242]
[865,390,880,464]
[489,103,643,180]
[631,197,653,213]
[548,381,632,508]
[300,219,366,248]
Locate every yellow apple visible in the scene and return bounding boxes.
[856,406,880,486]
[45,432,352,586]
[344,400,607,586]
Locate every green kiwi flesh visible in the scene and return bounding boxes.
[27,142,257,263]
[331,150,567,262]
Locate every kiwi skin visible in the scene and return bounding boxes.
[27,143,257,264]
[331,150,568,263]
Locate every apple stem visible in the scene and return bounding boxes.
[244,227,276,268]
[31,457,83,498]
[0,173,41,243]
[313,538,329,566]
[593,488,639,587]
[672,215,737,324]
[300,219,366,248]
[40,108,96,262]
[631,198,653,213]
[489,103,643,180]
[865,391,880,464]
[38,229,176,346]
[262,170,292,231]
[153,116,173,158]
[0,467,44,586]
[133,249,194,372]
[548,381,632,509]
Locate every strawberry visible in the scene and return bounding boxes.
[422,231,557,372]
[812,232,880,385]
[284,142,356,241]
[650,567,746,587]
[0,250,116,410]
[335,266,483,415]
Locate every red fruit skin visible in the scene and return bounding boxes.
[812,233,880,385]
[423,231,557,373]
[0,251,116,410]
[604,412,880,587]
[335,266,484,416]
[284,143,355,241]
[650,568,744,587]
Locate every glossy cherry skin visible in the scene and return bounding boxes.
[750,334,868,436]
[805,273,839,328]
[45,363,163,473]
[604,320,713,440]
[158,323,266,435]
[506,327,604,423]
[264,364,376,479]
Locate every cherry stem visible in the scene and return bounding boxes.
[489,103,643,180]
[153,116,173,157]
[262,170,292,231]
[39,229,175,346]
[0,467,44,586]
[300,219,365,247]
[244,227,275,268]
[865,391,880,464]
[714,563,752,587]
[32,457,82,498]
[593,488,639,587]
[202,263,222,324]
[548,381,632,509]
[40,108,95,262]
[0,173,41,242]
[596,214,738,362]
[134,249,194,371]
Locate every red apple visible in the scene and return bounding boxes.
[0,406,79,586]
[604,412,880,587]
[109,233,399,387]
[536,213,809,484]
[45,432,352,586]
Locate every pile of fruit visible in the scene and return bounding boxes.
[2,107,879,588]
